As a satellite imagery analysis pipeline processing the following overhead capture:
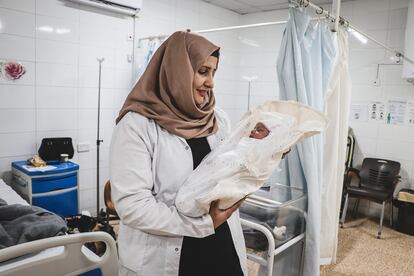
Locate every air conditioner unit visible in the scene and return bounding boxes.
[68,0,142,16]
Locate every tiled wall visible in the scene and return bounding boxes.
[0,0,135,214]
[345,0,414,217]
[236,10,288,116]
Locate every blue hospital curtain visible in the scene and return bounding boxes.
[276,8,336,276]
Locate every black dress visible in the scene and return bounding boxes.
[178,137,244,276]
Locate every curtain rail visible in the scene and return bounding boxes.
[290,0,413,65]
[137,0,413,65]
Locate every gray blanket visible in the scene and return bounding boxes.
[0,198,67,249]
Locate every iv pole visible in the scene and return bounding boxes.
[96,57,104,217]
[243,76,257,111]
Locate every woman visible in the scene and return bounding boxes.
[109,31,247,276]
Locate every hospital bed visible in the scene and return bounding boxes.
[0,179,119,276]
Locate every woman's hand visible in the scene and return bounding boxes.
[209,198,245,229]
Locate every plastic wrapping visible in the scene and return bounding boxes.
[175,100,327,217]
[240,183,307,251]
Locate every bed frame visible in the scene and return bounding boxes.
[0,231,118,276]
[0,178,118,275]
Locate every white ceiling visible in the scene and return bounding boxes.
[201,0,341,14]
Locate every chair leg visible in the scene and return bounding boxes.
[352,198,357,216]
[340,193,349,228]
[352,198,360,217]
[377,201,386,239]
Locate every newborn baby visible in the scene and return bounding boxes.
[249,122,270,139]
[175,101,327,218]
[175,112,294,217]
[249,122,291,158]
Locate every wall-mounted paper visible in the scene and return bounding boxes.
[407,102,414,125]
[387,100,407,125]
[350,103,368,122]
[369,101,385,122]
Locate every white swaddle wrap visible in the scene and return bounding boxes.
[175,100,327,217]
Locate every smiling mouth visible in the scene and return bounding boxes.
[197,89,208,97]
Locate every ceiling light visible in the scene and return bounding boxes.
[348,27,368,44]
[242,75,258,81]
[37,26,54,32]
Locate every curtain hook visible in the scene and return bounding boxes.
[396,52,402,63]
[316,6,324,15]
[339,17,350,28]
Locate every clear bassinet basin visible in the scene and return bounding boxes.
[240,183,307,251]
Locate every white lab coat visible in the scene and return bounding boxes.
[109,108,247,276]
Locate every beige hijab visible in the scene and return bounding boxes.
[116,31,220,139]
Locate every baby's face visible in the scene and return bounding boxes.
[249,122,270,139]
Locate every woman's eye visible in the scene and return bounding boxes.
[198,70,207,75]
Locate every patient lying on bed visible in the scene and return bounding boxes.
[0,198,67,248]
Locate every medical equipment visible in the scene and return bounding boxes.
[240,182,306,276]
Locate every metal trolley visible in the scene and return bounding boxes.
[240,184,307,276]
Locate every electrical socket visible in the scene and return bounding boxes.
[77,142,90,153]
[127,54,133,63]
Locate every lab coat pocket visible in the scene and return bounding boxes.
[141,234,168,274]
[118,224,148,273]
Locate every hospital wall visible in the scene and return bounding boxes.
[346,0,414,217]
[0,0,135,214]
[0,0,238,215]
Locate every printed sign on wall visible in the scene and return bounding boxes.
[387,100,407,125]
[406,102,414,125]
[350,103,368,122]
[369,101,385,122]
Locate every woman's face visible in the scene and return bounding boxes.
[192,56,218,109]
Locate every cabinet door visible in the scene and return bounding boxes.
[32,188,78,217]
[32,172,77,193]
